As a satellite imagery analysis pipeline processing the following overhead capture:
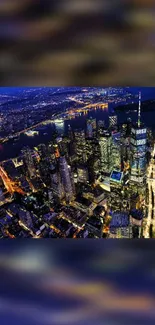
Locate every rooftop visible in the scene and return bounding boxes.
[110,211,129,228]
[110,170,123,183]
[76,196,92,207]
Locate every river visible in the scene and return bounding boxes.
[0,95,155,162]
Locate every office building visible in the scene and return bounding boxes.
[86,117,97,138]
[110,170,124,211]
[99,131,112,174]
[130,93,147,184]
[74,129,87,163]
[109,115,118,129]
[130,127,147,183]
[98,120,105,129]
[59,156,75,202]
[112,132,121,170]
[77,165,89,184]
[50,164,65,200]
[22,147,36,179]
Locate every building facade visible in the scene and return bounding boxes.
[130,126,147,184]
[59,156,75,202]
[99,131,112,174]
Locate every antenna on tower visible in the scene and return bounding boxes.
[138,91,141,128]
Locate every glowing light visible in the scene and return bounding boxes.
[0,166,25,195]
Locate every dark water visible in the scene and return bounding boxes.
[0,100,155,162]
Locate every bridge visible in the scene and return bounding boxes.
[0,102,108,145]
[67,103,108,115]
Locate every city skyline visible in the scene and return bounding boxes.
[0,87,154,238]
[0,86,155,96]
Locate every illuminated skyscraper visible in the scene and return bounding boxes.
[59,156,75,202]
[86,117,97,138]
[130,127,147,183]
[109,115,118,129]
[97,120,105,136]
[112,144,121,170]
[130,92,147,184]
[68,124,74,142]
[97,120,105,130]
[74,129,87,163]
[50,165,65,200]
[99,131,112,174]
[77,165,89,183]
[22,147,36,179]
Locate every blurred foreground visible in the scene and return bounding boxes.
[0,240,155,325]
[0,0,154,86]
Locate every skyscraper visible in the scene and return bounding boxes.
[22,147,36,179]
[97,120,105,136]
[68,124,74,142]
[130,127,147,183]
[74,129,87,163]
[86,117,97,138]
[130,92,147,184]
[50,164,65,200]
[59,156,75,202]
[77,165,89,183]
[98,120,105,129]
[99,131,112,174]
[112,143,121,170]
[109,115,118,129]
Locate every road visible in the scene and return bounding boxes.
[0,165,25,196]
[144,144,155,238]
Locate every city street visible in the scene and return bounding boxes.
[144,144,155,238]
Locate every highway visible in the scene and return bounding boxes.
[0,165,25,196]
[144,144,155,238]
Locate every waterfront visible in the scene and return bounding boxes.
[1,102,155,162]
[0,86,155,162]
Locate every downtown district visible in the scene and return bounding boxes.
[0,95,154,239]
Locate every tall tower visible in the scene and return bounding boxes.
[111,133,121,170]
[109,115,118,129]
[130,92,147,184]
[22,147,36,179]
[59,156,75,202]
[50,164,64,200]
[138,92,141,128]
[74,129,87,163]
[99,131,112,174]
[86,117,97,138]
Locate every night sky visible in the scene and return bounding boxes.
[0,87,155,100]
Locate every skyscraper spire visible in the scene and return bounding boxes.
[138,91,141,128]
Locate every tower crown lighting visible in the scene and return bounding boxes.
[138,92,141,128]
